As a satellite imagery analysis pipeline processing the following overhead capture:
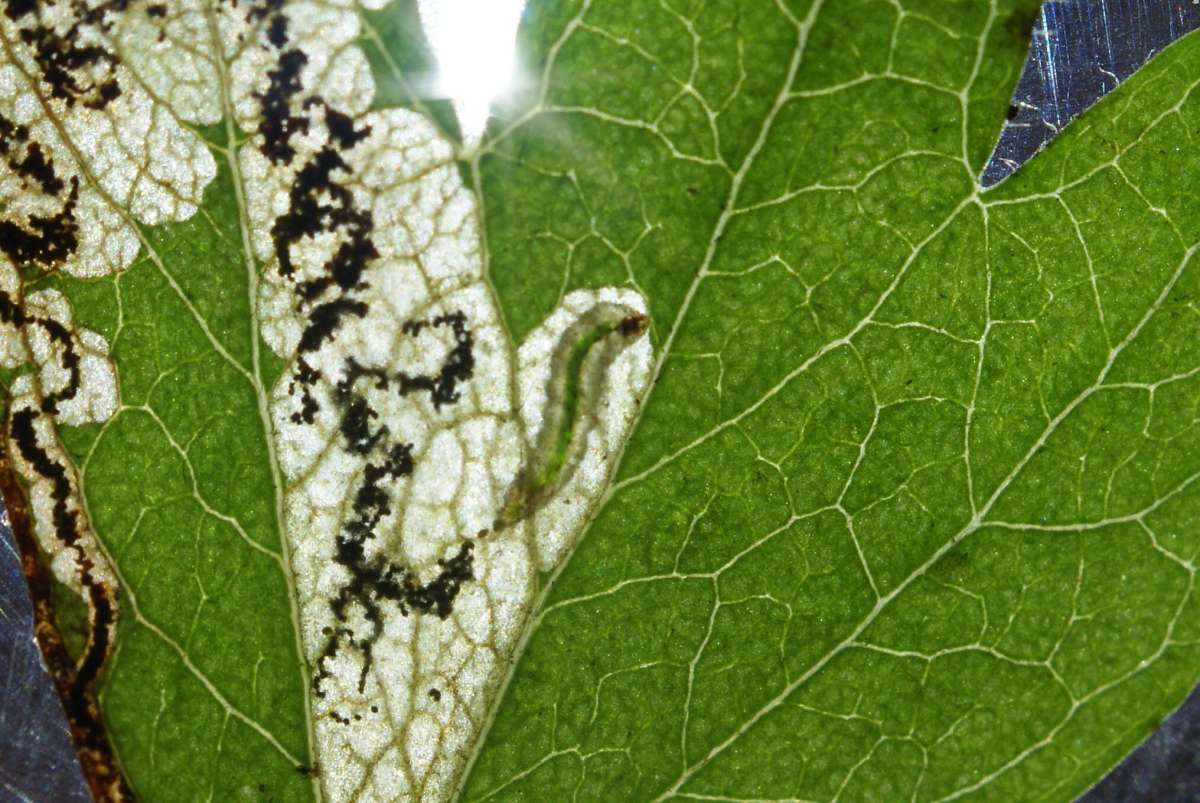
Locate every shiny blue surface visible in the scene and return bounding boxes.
[981,0,1200,187]
[0,515,89,803]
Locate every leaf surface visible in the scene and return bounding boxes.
[461,1,1200,800]
[60,130,314,801]
[2,0,1200,801]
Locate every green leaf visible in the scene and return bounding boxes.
[74,153,315,801]
[2,0,1199,801]
[463,1,1200,801]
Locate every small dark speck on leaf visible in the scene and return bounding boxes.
[429,688,442,702]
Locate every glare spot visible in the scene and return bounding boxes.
[418,0,527,150]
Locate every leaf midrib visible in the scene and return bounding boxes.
[197,1,322,796]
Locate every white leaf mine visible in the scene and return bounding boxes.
[6,288,119,593]
[229,2,651,798]
[0,1,215,277]
[516,287,653,571]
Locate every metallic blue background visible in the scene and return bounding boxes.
[982,0,1200,186]
[0,515,89,803]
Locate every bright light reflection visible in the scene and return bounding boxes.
[418,0,527,150]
